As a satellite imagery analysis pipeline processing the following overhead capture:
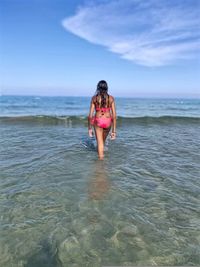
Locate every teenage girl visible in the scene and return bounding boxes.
[88,80,116,159]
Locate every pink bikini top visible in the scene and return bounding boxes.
[95,107,111,112]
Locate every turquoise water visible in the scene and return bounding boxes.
[0,96,200,266]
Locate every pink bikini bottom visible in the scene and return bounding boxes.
[91,117,112,129]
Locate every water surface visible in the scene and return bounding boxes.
[0,96,200,266]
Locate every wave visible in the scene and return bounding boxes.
[0,115,200,125]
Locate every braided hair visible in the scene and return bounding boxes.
[96,80,108,108]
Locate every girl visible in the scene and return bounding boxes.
[88,80,116,159]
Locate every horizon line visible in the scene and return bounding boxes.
[1,94,200,100]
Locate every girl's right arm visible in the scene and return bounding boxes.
[88,97,95,137]
[111,97,116,139]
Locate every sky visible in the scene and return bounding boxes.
[1,0,200,97]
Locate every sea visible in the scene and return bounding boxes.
[0,95,200,267]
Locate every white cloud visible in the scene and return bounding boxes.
[62,0,200,66]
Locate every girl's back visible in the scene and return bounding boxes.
[92,93,114,118]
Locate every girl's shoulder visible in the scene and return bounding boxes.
[91,95,97,100]
[108,95,115,103]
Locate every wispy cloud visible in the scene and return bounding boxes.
[62,0,200,66]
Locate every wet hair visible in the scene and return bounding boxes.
[96,80,108,108]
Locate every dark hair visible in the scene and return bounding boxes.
[96,80,109,108]
[96,80,108,94]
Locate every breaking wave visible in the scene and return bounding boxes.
[0,115,200,126]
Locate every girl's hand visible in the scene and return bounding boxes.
[110,132,116,140]
[88,128,93,137]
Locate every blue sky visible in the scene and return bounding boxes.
[1,0,200,97]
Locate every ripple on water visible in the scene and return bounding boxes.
[1,121,200,266]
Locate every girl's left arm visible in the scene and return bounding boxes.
[88,97,95,136]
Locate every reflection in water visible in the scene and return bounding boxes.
[88,160,110,200]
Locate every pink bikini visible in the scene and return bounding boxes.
[94,116,112,129]
[90,106,113,129]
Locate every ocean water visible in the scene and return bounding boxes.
[0,95,200,267]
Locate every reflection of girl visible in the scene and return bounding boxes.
[88,80,117,159]
[88,160,110,200]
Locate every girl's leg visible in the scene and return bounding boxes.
[94,126,104,159]
[103,127,111,144]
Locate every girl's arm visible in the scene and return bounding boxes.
[111,98,117,139]
[88,97,95,136]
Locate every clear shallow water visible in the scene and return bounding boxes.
[0,96,200,266]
